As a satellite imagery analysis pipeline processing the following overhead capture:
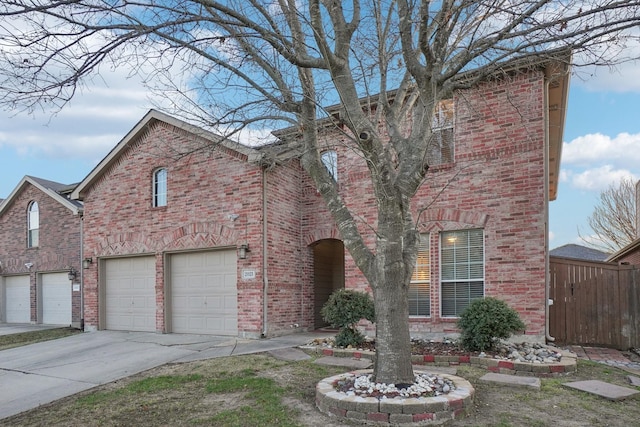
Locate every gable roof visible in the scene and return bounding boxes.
[71,109,262,201]
[550,244,610,262]
[606,237,640,263]
[268,50,570,201]
[0,175,83,216]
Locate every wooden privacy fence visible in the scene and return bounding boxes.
[549,256,639,350]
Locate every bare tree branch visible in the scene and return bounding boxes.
[580,176,638,253]
[1,0,639,385]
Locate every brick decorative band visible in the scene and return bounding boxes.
[316,369,474,425]
[302,347,578,377]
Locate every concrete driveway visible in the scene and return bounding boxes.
[0,329,325,420]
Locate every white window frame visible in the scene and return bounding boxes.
[321,150,338,181]
[428,99,454,165]
[153,168,168,207]
[409,234,431,317]
[27,201,39,248]
[440,229,484,317]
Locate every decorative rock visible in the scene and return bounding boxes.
[317,370,474,425]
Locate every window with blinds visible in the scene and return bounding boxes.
[440,229,484,317]
[409,234,430,316]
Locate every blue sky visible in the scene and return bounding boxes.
[1,62,639,251]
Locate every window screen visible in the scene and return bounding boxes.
[440,229,484,316]
[409,234,430,316]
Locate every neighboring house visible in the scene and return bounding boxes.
[607,239,640,265]
[606,180,640,265]
[0,176,83,327]
[72,52,569,341]
[550,244,610,262]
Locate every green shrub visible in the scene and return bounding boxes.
[457,297,525,352]
[321,289,375,347]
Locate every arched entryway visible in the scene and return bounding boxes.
[312,239,345,328]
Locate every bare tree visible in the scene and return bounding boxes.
[580,176,638,253]
[1,0,640,384]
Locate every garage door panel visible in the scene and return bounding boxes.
[104,257,156,332]
[171,250,237,335]
[41,272,72,325]
[5,275,31,323]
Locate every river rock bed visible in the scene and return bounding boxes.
[309,337,563,364]
[334,372,456,399]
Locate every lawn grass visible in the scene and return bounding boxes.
[2,345,640,426]
[0,327,81,351]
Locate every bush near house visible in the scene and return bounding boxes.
[457,297,525,352]
[321,289,375,347]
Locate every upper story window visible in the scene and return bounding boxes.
[153,168,167,207]
[427,99,454,166]
[27,201,39,248]
[321,150,338,181]
[409,234,430,317]
[440,229,484,317]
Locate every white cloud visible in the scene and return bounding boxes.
[562,133,640,167]
[573,61,640,93]
[563,165,638,192]
[571,24,640,94]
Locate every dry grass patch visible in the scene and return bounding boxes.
[2,352,639,427]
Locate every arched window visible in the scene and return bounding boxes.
[153,168,167,207]
[321,150,338,181]
[28,201,39,247]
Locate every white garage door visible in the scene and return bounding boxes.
[41,272,72,325]
[5,275,30,323]
[170,250,238,335]
[104,256,156,332]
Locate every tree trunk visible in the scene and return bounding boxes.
[370,197,415,385]
[372,278,414,385]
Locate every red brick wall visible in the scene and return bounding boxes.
[81,121,265,335]
[263,162,309,335]
[80,69,550,340]
[0,182,82,324]
[301,70,548,339]
[619,251,640,266]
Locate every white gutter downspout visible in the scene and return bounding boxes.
[261,167,269,338]
[544,78,555,343]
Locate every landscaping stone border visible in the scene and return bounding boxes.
[301,346,577,377]
[316,369,474,425]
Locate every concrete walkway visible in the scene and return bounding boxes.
[0,329,330,420]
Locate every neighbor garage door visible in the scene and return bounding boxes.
[5,275,30,323]
[41,272,72,325]
[170,250,238,335]
[104,256,156,332]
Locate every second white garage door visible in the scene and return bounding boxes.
[170,250,238,335]
[104,256,156,332]
[41,272,72,325]
[5,275,30,323]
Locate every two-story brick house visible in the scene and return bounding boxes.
[72,53,569,341]
[0,176,83,326]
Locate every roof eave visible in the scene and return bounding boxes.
[0,176,82,216]
[71,110,261,201]
[606,237,640,262]
[545,52,571,202]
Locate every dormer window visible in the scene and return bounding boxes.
[427,99,454,165]
[153,168,167,207]
[321,150,338,181]
[28,201,39,247]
